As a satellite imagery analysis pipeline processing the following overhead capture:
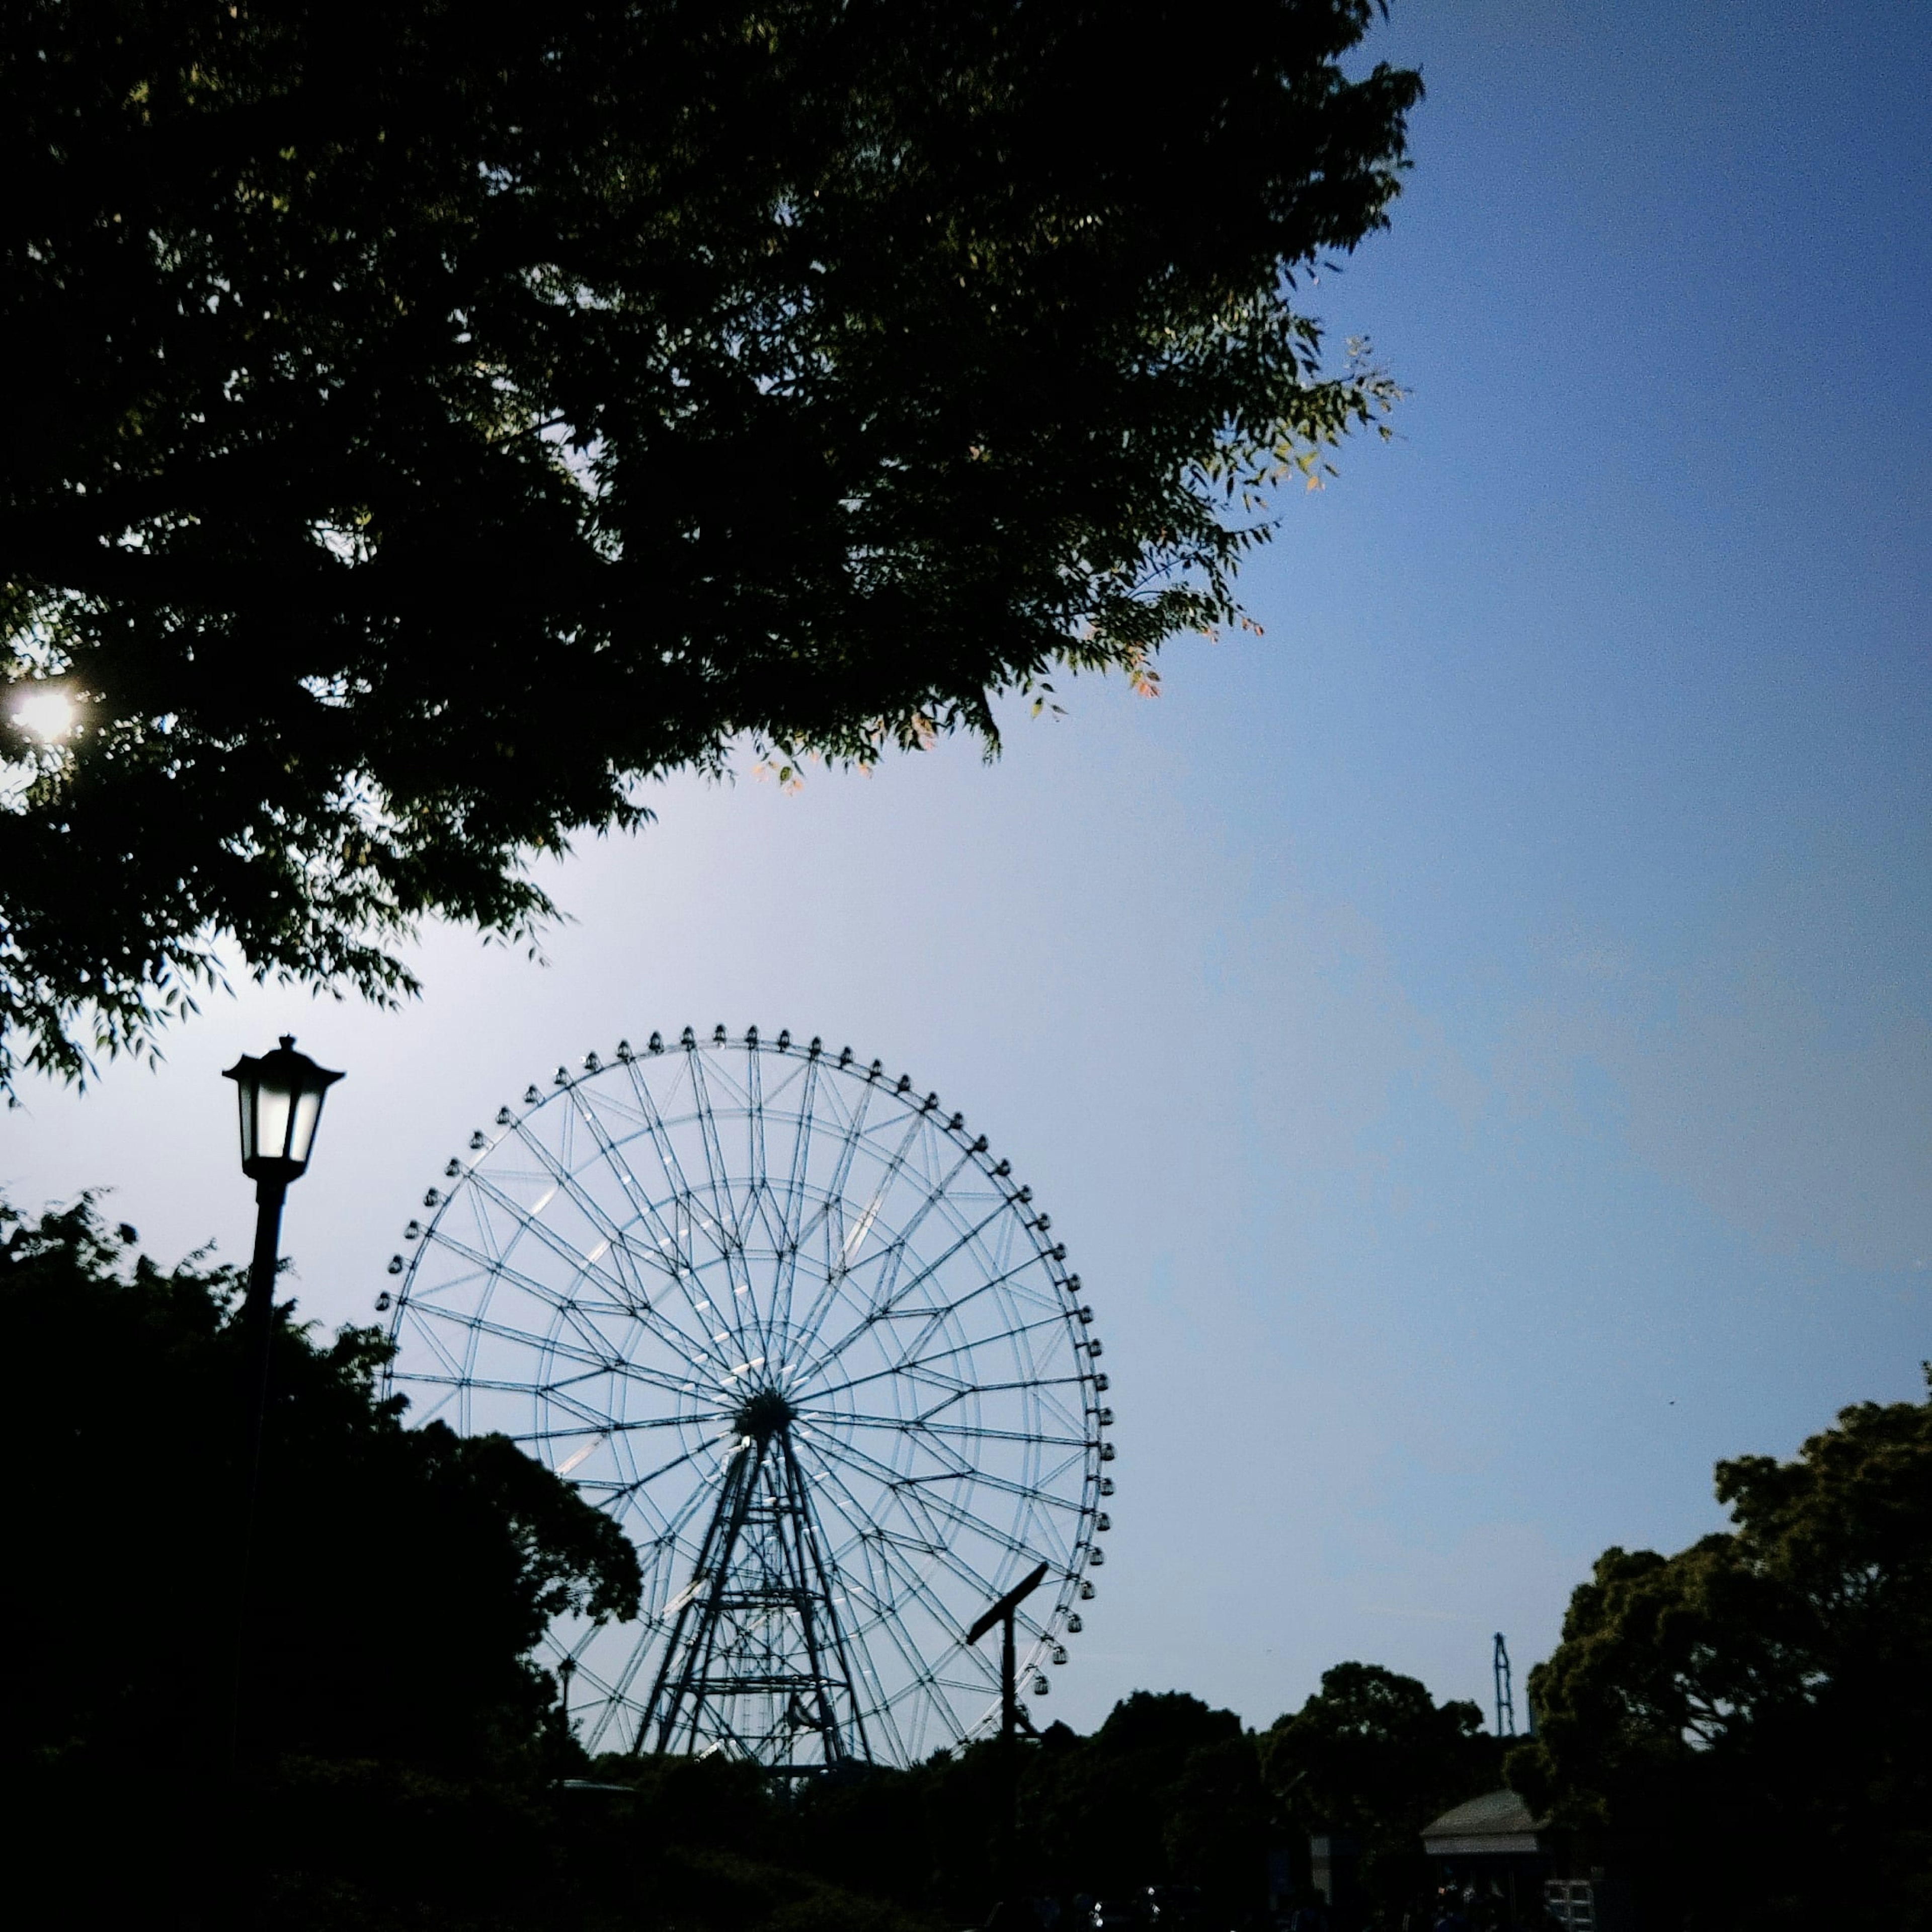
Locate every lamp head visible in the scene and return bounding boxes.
[223,1035,344,1183]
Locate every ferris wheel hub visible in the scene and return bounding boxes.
[735,1385,797,1442]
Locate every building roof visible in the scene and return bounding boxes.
[1421,1789,1549,1858]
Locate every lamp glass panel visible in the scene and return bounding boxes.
[256,1081,295,1166]
[235,1077,259,1166]
[288,1087,326,1167]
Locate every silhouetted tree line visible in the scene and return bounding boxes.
[9,1195,1929,1929]
[1507,1369,1932,1932]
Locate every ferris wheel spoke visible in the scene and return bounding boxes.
[741,1182,797,1365]
[411,1304,633,1389]
[814,1408,1087,1455]
[519,1406,704,1443]
[792,1267,1051,1406]
[793,1200,1024,1377]
[834,1573,927,1770]
[554,1094,674,1316]
[395,1295,476,1370]
[743,1040,768,1204]
[818,1076,874,1222]
[782,1078,892,1348]
[426,1218,720,1387]
[806,1425,1054,1573]
[804,1460,1050,1751]
[856,1278,1069,1392]
[394,1369,626,1411]
[494,1122,657,1294]
[591,1626,668,1748]
[808,1422,1097,1569]
[601,1452,735,1556]
[608,1063,710,1262]
[804,1426,1033,1596]
[776,1458,918,1765]
[864,1140,984,1313]
[798,1450,966,1645]
[769,1053,822,1344]
[450,1166,653,1316]
[840,1107,929,1269]
[599,1434,733,1508]
[615,1060,755,1337]
[894,1460,1091,1515]
[682,1046,751,1303]
[793,1448,991,1754]
[800,1320,1085,1409]
[909,1373,1095,1454]
[565,1086,703,1296]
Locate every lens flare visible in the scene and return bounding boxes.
[12,689,77,743]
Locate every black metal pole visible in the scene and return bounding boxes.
[1001,1609,1016,1746]
[966,1562,1047,1911]
[243,1175,288,1478]
[999,1609,1019,1898]
[231,1175,287,1772]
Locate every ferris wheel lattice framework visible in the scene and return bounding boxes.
[379,1025,1115,1771]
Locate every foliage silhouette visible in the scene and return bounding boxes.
[781,1690,1271,1919]
[0,0,1420,1090]
[1,1190,638,1780]
[1262,1661,1501,1921]
[1508,1368,1932,1931]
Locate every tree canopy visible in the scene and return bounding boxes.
[1262,1660,1500,1916]
[1510,1371,1932,1929]
[0,0,1419,1090]
[1,1190,638,1777]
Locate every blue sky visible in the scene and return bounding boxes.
[7,0,1927,1736]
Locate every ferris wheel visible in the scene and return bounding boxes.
[379,1026,1113,1770]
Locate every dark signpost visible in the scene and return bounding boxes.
[970,1560,1052,1898]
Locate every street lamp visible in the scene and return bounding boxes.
[220,1035,341,1771]
[224,1035,343,1434]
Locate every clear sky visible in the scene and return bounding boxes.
[7,0,1928,1737]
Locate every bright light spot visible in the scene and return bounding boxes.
[13,689,77,743]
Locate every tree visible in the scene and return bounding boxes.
[1509,1372,1932,1930]
[780,1690,1268,1920]
[1028,1690,1252,1905]
[1262,1662,1500,1919]
[0,1190,639,1776]
[0,0,1420,1090]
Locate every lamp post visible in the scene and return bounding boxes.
[223,1035,344,1454]
[222,1036,342,1771]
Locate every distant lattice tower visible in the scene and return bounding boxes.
[1493,1632,1516,1737]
